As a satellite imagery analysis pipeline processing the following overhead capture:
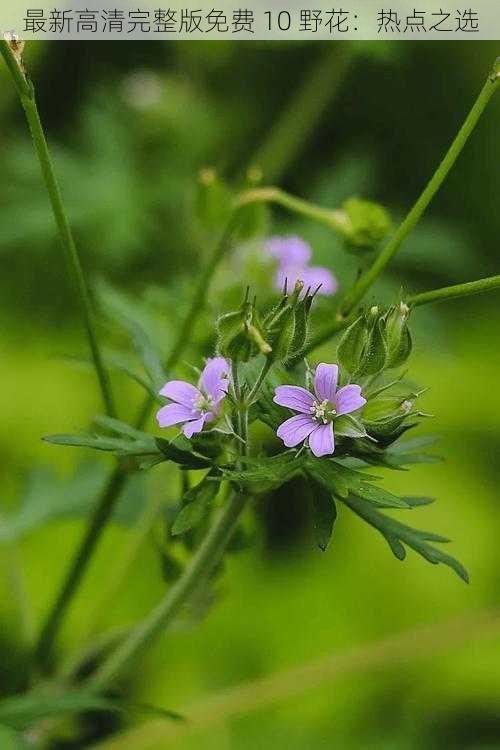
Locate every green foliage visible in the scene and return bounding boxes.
[223,452,307,494]
[0,463,147,543]
[342,494,469,583]
[0,690,182,731]
[309,479,337,552]
[171,473,221,535]
[44,417,212,470]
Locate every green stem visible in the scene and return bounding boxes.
[163,209,244,371]
[34,466,128,671]
[304,63,500,355]
[238,187,349,238]
[407,274,500,308]
[249,44,352,183]
[34,211,243,671]
[0,41,116,418]
[87,491,248,691]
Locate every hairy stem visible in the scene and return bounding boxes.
[0,40,116,418]
[408,274,500,308]
[249,44,352,183]
[87,491,249,691]
[34,211,243,671]
[304,63,500,354]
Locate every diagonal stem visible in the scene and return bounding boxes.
[0,40,116,418]
[34,211,244,671]
[407,273,500,308]
[303,62,500,355]
[86,490,249,692]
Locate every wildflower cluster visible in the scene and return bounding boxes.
[49,268,467,584]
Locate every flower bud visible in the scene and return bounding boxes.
[362,394,422,446]
[337,308,387,378]
[195,167,233,231]
[383,302,412,369]
[217,294,270,362]
[264,281,307,362]
[338,197,392,251]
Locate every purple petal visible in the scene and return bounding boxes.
[273,264,305,294]
[156,403,196,428]
[200,357,231,403]
[273,385,315,414]
[183,414,210,438]
[308,423,335,457]
[314,363,338,403]
[266,236,311,267]
[276,414,316,448]
[159,380,200,407]
[335,384,366,416]
[301,266,338,296]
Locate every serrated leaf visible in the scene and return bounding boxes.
[341,493,468,582]
[309,479,337,551]
[223,452,306,493]
[171,475,221,536]
[306,458,380,499]
[354,484,411,509]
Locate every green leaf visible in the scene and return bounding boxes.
[171,475,221,536]
[334,414,369,439]
[156,436,212,470]
[223,452,306,493]
[306,457,380,499]
[341,493,469,582]
[0,724,31,749]
[0,463,148,543]
[98,281,166,389]
[0,691,182,731]
[402,496,435,507]
[309,479,337,551]
[353,484,412,509]
[337,315,366,374]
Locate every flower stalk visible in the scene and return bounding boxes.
[407,274,500,308]
[34,211,244,671]
[0,39,116,419]
[304,64,500,355]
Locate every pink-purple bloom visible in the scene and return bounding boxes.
[156,357,231,438]
[266,236,337,297]
[273,363,366,457]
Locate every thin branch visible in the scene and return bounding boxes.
[303,61,500,355]
[407,274,500,308]
[0,39,116,418]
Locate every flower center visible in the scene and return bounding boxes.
[193,392,215,414]
[310,399,336,424]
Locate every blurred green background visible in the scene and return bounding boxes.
[1,40,500,749]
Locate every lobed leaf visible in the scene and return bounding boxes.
[341,493,468,582]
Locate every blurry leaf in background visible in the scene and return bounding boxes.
[0,462,148,543]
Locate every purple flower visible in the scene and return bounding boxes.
[273,363,366,457]
[265,236,337,297]
[156,357,231,439]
